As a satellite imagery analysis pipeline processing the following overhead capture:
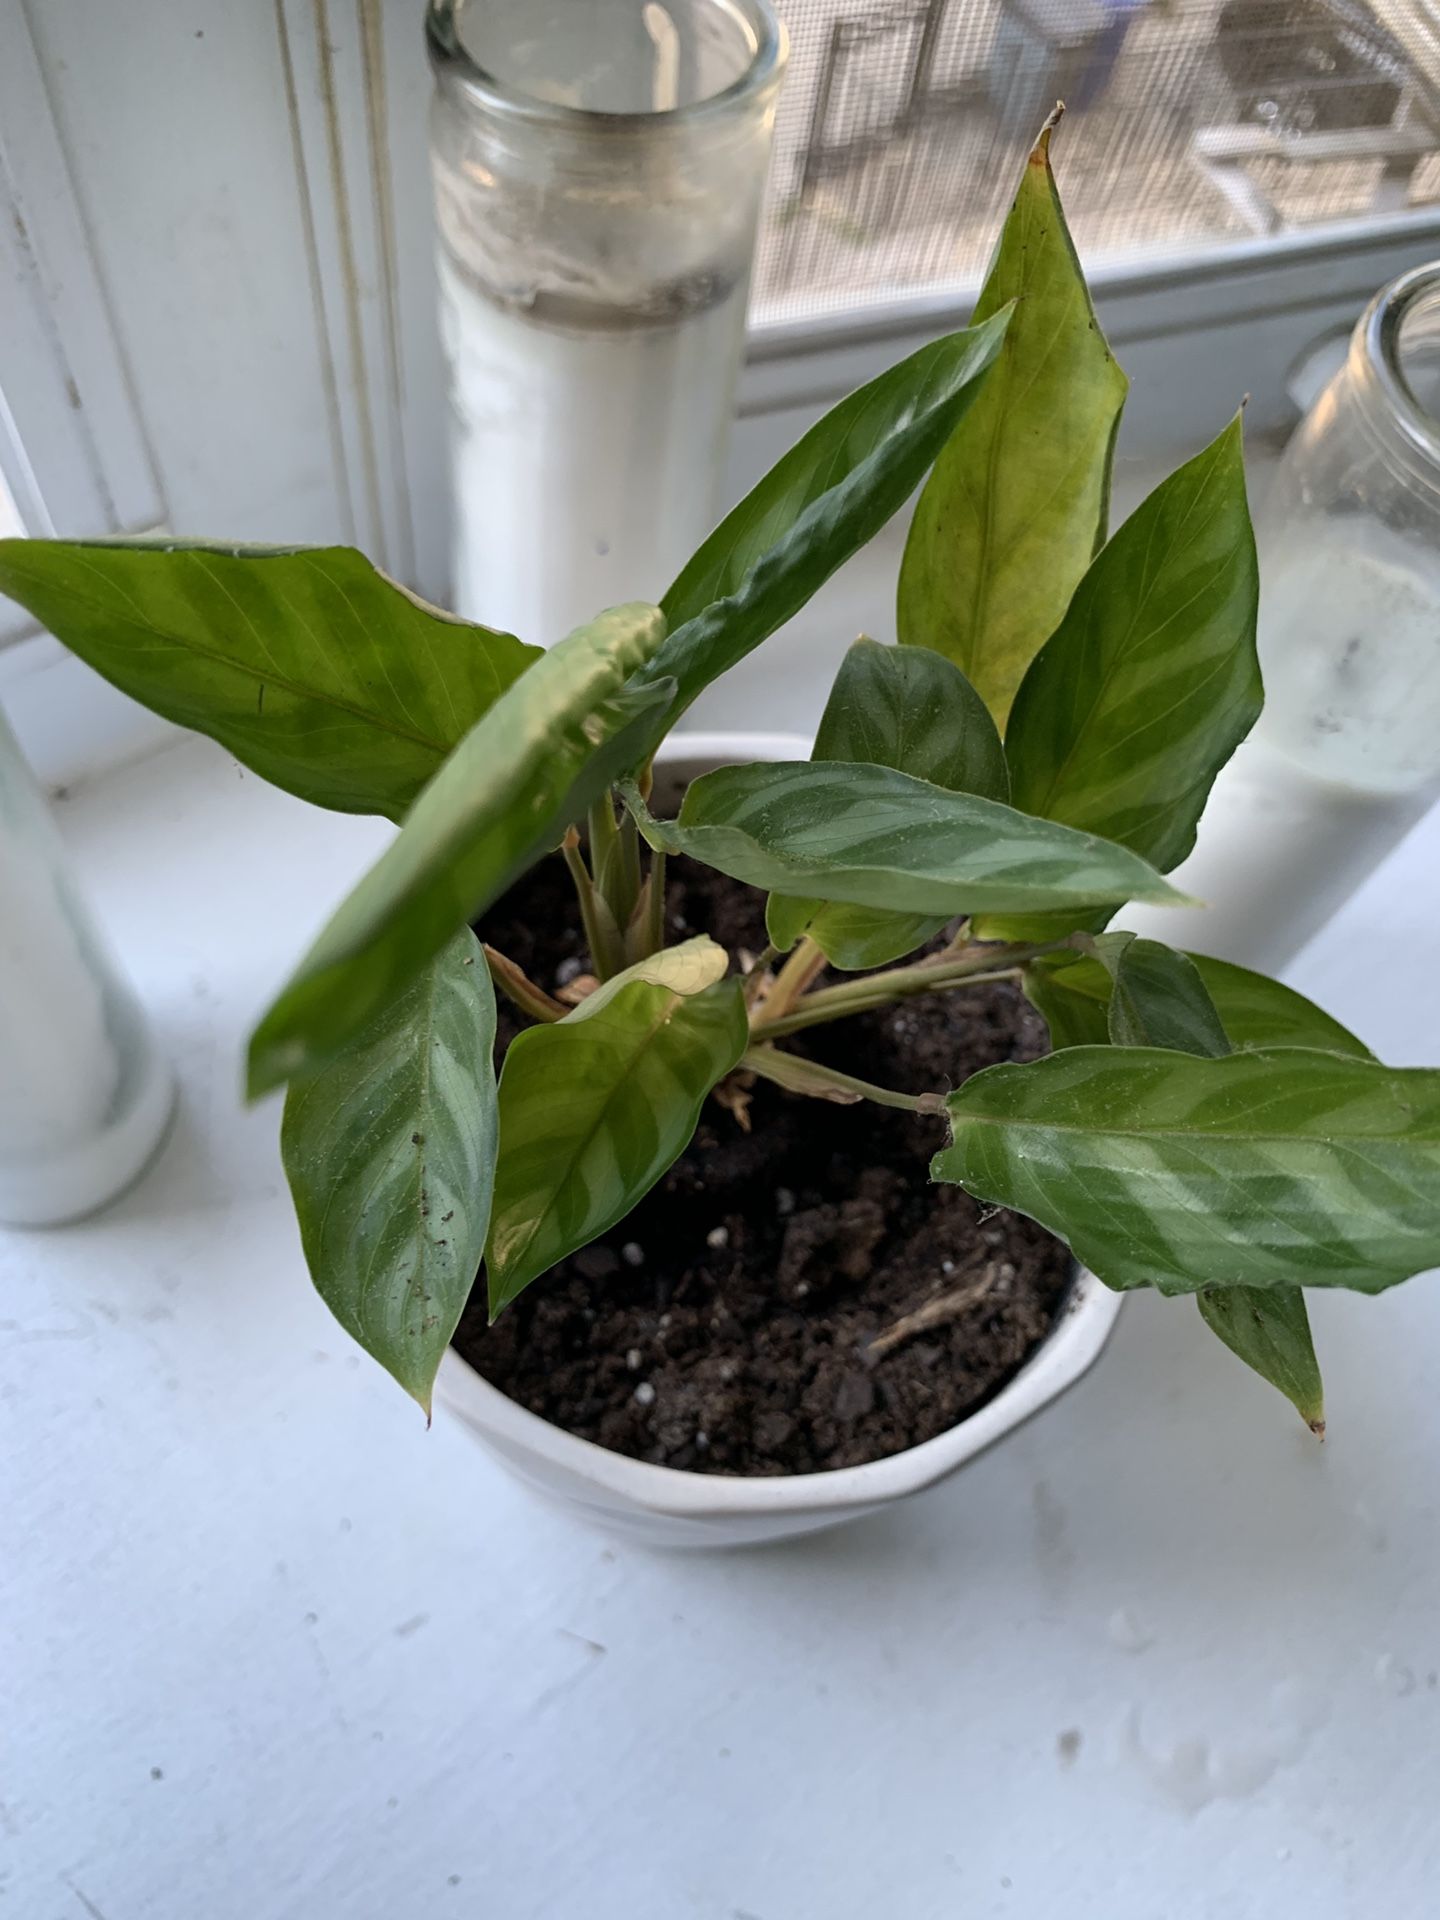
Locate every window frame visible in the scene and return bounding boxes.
[738,204,1440,462]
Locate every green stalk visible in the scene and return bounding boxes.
[483,945,566,1023]
[760,936,826,1024]
[642,847,667,956]
[624,848,670,967]
[743,1045,946,1115]
[587,792,641,931]
[561,829,627,980]
[752,943,1058,1039]
[587,790,620,882]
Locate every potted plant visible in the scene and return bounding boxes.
[4,124,1439,1547]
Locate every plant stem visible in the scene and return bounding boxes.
[483,945,566,1023]
[760,936,826,1024]
[588,792,641,930]
[562,829,626,981]
[627,848,668,966]
[587,791,619,882]
[742,942,780,1009]
[752,943,1058,1040]
[614,809,643,927]
[742,1045,948,1116]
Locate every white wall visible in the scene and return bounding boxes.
[1,0,447,593]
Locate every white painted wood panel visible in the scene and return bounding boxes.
[0,0,165,640]
[17,0,345,549]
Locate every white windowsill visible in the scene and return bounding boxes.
[2,700,1439,1915]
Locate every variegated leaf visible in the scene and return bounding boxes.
[897,122,1128,726]
[626,760,1186,920]
[634,310,1011,743]
[1198,1287,1326,1436]
[1189,955,1373,1059]
[1092,935,1231,1058]
[281,928,497,1412]
[0,538,539,822]
[767,636,1009,968]
[935,1047,1440,1297]
[1023,948,1372,1059]
[1085,939,1323,1427]
[486,939,749,1312]
[249,604,671,1096]
[1003,417,1261,875]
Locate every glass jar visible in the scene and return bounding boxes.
[0,708,173,1226]
[1125,263,1440,973]
[427,0,786,644]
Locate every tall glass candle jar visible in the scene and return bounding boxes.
[0,709,172,1227]
[427,0,786,643]
[1126,263,1440,973]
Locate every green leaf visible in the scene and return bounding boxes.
[808,637,1011,800]
[765,890,830,957]
[1025,939,1343,1458]
[1197,1287,1326,1436]
[628,309,1011,743]
[1023,947,1372,1061]
[625,760,1188,921]
[486,939,749,1312]
[0,538,539,822]
[280,927,497,1413]
[248,603,672,1097]
[934,1046,1440,1297]
[764,896,941,972]
[1098,938,1332,1434]
[767,636,1010,968]
[1022,952,1112,1051]
[1003,416,1261,874]
[897,124,1128,727]
[1092,934,1231,1058]
[1189,955,1373,1060]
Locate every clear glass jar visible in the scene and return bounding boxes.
[1260,264,1440,796]
[427,0,786,643]
[1125,263,1440,973]
[0,709,172,1226]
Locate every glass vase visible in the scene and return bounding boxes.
[427,0,786,644]
[1126,262,1440,973]
[0,709,173,1226]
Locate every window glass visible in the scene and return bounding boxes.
[755,0,1440,325]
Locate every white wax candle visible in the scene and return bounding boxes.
[0,821,120,1158]
[0,717,172,1225]
[1124,537,1440,972]
[437,254,746,643]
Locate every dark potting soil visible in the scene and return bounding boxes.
[452,855,1072,1477]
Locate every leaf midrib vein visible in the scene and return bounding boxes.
[957,1112,1431,1149]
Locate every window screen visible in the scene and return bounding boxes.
[753,0,1440,326]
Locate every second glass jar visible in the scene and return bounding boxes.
[1125,261,1440,972]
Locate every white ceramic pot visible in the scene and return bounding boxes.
[437,731,1123,1548]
